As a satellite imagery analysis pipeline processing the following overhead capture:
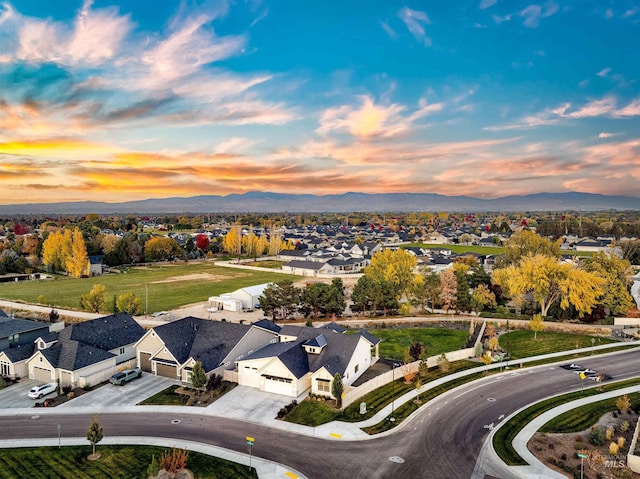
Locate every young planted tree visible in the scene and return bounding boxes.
[80,284,106,313]
[190,361,207,390]
[86,415,104,457]
[331,373,344,408]
[530,313,545,340]
[408,341,423,361]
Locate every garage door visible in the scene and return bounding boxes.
[32,366,53,383]
[139,352,152,372]
[262,375,294,396]
[155,362,178,378]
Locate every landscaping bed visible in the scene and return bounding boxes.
[138,383,236,407]
[529,405,640,479]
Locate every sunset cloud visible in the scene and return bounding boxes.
[0,1,637,204]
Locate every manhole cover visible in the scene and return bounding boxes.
[30,415,40,420]
[171,419,181,424]
[487,397,496,402]
[389,456,405,463]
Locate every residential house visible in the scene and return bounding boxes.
[25,312,145,387]
[236,324,380,398]
[135,317,279,382]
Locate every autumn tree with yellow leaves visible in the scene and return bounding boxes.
[492,253,604,318]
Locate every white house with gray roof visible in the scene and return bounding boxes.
[25,312,145,387]
[236,324,380,398]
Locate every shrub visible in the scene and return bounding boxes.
[616,394,631,413]
[621,420,630,433]
[206,374,223,392]
[62,384,72,394]
[589,426,605,446]
[609,442,619,455]
[617,436,625,449]
[605,426,614,441]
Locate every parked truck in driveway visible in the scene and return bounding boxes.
[109,368,142,386]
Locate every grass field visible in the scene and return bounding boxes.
[0,445,257,479]
[499,330,617,360]
[370,327,470,360]
[540,394,640,433]
[0,261,299,313]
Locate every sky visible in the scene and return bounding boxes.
[0,0,639,205]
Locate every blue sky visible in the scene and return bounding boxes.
[0,0,639,204]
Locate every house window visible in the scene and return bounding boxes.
[0,361,9,376]
[354,364,359,374]
[119,347,125,355]
[317,379,330,393]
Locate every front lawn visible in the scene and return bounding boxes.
[138,383,236,406]
[0,261,299,313]
[282,360,478,427]
[369,327,469,361]
[0,445,257,479]
[138,385,189,406]
[499,330,617,360]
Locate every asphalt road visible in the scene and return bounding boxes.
[1,350,639,479]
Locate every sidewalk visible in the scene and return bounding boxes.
[477,385,640,479]
[0,343,637,479]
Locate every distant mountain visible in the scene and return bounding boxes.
[0,191,638,214]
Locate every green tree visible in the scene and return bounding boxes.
[80,284,106,313]
[86,415,104,457]
[258,280,300,320]
[454,269,472,313]
[492,253,605,318]
[409,273,429,313]
[350,275,374,315]
[585,252,634,316]
[115,292,142,315]
[331,372,344,408]
[301,283,329,319]
[190,361,207,390]
[325,278,346,318]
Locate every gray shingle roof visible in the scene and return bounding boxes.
[283,260,325,270]
[59,312,144,351]
[152,317,252,372]
[0,317,48,340]
[252,319,281,334]
[322,322,346,334]
[2,343,35,362]
[41,340,115,370]
[357,330,381,346]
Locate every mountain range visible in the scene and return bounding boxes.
[0,191,639,215]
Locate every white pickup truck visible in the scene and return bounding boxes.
[109,368,142,386]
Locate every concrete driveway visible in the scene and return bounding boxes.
[0,378,45,408]
[206,385,301,425]
[59,373,178,408]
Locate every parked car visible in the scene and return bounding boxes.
[28,382,58,399]
[109,368,142,386]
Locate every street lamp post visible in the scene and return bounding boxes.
[144,284,148,317]
[390,362,399,421]
[57,424,61,449]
